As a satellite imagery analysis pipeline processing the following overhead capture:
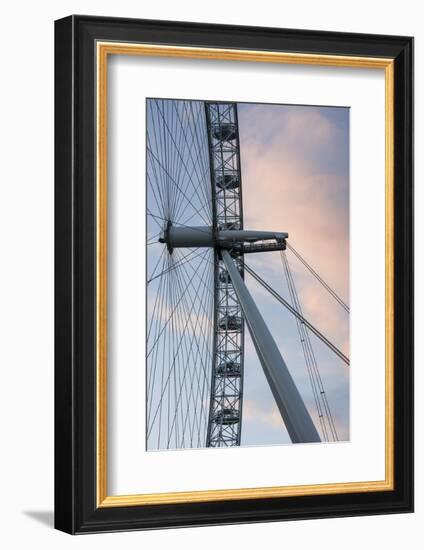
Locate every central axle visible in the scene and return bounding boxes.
[159,224,288,254]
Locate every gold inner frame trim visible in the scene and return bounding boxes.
[96,41,395,508]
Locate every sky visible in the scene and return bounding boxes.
[237,102,350,445]
[146,99,350,449]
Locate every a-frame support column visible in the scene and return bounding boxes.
[221,250,321,444]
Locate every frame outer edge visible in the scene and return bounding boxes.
[397,36,414,511]
[54,15,414,533]
[54,15,77,534]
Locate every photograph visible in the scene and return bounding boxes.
[146,98,350,451]
[51,13,413,535]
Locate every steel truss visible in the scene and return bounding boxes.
[205,103,245,447]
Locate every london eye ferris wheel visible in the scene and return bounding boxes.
[146,99,349,451]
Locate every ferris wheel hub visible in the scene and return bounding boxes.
[160,224,288,254]
[158,220,174,254]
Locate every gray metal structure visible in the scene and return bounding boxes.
[205,103,245,447]
[221,251,320,443]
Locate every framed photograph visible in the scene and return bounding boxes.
[54,15,413,533]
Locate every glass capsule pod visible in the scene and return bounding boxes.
[215,172,240,190]
[218,220,240,231]
[212,123,237,142]
[212,408,240,425]
[216,360,241,377]
[218,315,242,331]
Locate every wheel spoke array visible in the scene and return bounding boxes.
[146,99,214,450]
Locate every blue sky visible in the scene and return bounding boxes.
[237,102,350,445]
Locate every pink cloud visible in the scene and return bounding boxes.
[240,105,349,344]
[238,105,350,442]
[243,398,284,429]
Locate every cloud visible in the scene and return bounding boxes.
[243,398,283,428]
[240,104,349,341]
[237,103,350,446]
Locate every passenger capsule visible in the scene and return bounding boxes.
[215,173,239,190]
[212,408,240,425]
[218,221,240,231]
[219,266,242,284]
[218,315,242,331]
[212,123,237,142]
[216,361,241,377]
[219,269,231,284]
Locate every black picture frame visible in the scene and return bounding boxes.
[55,14,413,534]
